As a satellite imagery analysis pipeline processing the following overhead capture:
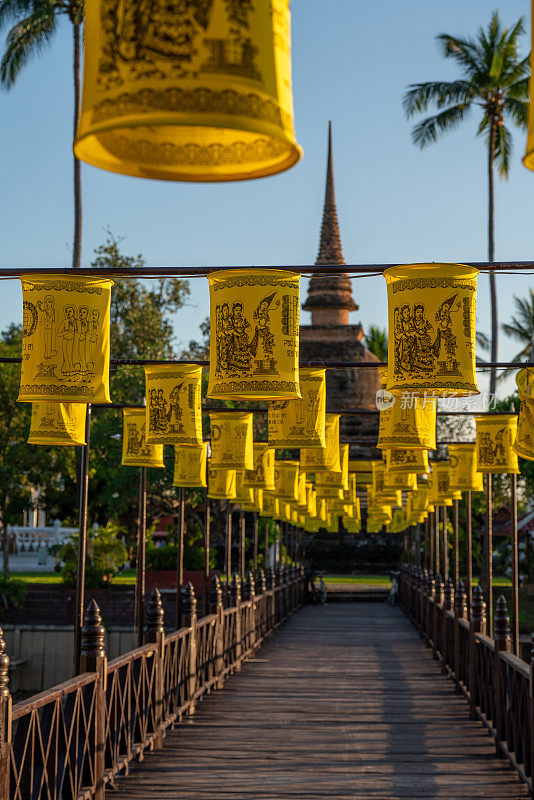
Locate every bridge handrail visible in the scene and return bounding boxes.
[399,565,533,793]
[0,569,307,800]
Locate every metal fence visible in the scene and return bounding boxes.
[4,567,306,800]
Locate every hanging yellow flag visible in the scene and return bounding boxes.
[343,516,361,534]
[475,414,520,474]
[75,0,302,182]
[274,460,299,501]
[384,447,429,475]
[448,443,483,492]
[432,461,454,504]
[378,395,436,450]
[145,364,202,445]
[207,269,300,401]
[19,275,112,404]
[173,443,208,488]
[346,474,357,505]
[301,414,341,472]
[209,411,254,470]
[244,444,276,490]
[268,367,326,448]
[261,493,279,518]
[28,402,86,446]
[384,263,479,397]
[208,466,237,500]
[315,444,349,492]
[515,368,534,461]
[307,484,317,517]
[297,472,308,508]
[384,469,417,492]
[122,409,165,468]
[236,470,255,505]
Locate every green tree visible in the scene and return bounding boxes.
[0,0,85,268]
[364,325,388,361]
[88,233,190,539]
[403,11,529,398]
[0,324,77,575]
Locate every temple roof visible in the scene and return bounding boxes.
[303,122,357,314]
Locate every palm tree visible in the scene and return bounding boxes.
[0,1,84,269]
[364,325,388,361]
[502,291,534,364]
[403,11,529,399]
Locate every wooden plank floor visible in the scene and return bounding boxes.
[115,604,529,799]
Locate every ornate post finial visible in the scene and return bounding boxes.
[243,572,255,601]
[209,574,223,614]
[81,599,105,661]
[494,594,511,651]
[255,568,266,595]
[147,588,164,638]
[231,572,242,606]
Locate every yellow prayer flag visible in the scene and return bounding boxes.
[145,364,202,445]
[268,367,326,448]
[28,402,86,446]
[209,411,254,470]
[19,275,112,403]
[122,409,165,468]
[207,269,300,400]
[173,443,208,488]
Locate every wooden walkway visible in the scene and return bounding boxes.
[115,603,529,799]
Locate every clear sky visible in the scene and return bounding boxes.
[0,0,533,398]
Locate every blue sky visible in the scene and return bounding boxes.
[0,0,533,397]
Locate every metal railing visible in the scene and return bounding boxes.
[4,567,307,800]
[399,565,534,793]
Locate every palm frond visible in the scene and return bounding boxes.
[0,1,34,31]
[506,76,530,100]
[411,103,471,149]
[0,6,57,88]
[436,33,482,76]
[503,96,528,129]
[494,123,512,177]
[403,80,474,117]
[476,331,490,350]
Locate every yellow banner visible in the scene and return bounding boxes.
[384,447,429,475]
[475,415,520,474]
[515,369,534,461]
[236,470,255,505]
[378,395,436,450]
[448,444,483,492]
[75,0,301,182]
[209,411,254,470]
[122,409,165,468]
[274,461,299,501]
[208,466,237,500]
[28,402,86,446]
[19,275,112,403]
[244,444,275,490]
[173,443,207,488]
[261,494,279,518]
[207,269,300,401]
[301,414,341,472]
[268,367,326,448]
[384,263,479,397]
[145,364,202,445]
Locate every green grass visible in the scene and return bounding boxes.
[12,569,137,586]
[321,574,390,586]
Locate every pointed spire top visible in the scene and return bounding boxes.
[316,121,345,266]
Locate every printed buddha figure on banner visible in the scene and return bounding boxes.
[208,270,300,400]
[19,276,112,404]
[393,295,460,379]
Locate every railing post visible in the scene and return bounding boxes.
[146,589,165,749]
[243,571,256,653]
[494,594,511,754]
[231,573,242,669]
[469,585,486,719]
[529,633,534,785]
[182,582,198,714]
[209,575,224,689]
[255,568,266,596]
[0,627,11,800]
[433,574,443,660]
[454,579,467,689]
[80,600,107,800]
[442,577,454,674]
[425,572,435,642]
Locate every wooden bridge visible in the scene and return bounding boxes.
[2,567,533,799]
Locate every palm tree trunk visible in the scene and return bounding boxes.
[71,21,82,270]
[488,119,497,399]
